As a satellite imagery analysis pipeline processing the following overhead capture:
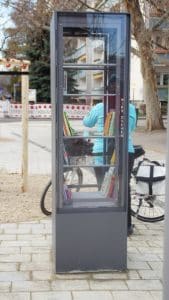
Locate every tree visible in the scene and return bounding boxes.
[123,0,166,130]
[1,0,169,129]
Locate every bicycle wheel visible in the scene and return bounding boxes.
[40,180,52,216]
[131,193,165,222]
[40,167,83,216]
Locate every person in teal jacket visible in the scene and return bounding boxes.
[83,101,136,235]
[83,102,104,154]
[128,102,137,235]
[83,102,104,190]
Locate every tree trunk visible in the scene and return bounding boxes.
[124,0,165,131]
[141,53,165,131]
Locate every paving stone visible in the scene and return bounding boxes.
[127,261,150,270]
[17,234,45,240]
[0,235,17,241]
[51,279,89,290]
[0,282,11,292]
[150,291,163,300]
[128,253,160,262]
[126,279,163,291]
[1,241,31,247]
[32,253,51,262]
[0,271,30,281]
[0,247,20,254]
[32,292,72,300]
[32,271,53,281]
[0,254,31,263]
[128,241,149,248]
[31,240,51,246]
[0,224,17,231]
[138,270,162,280]
[138,247,163,254]
[112,291,154,299]
[12,280,50,292]
[0,263,18,271]
[92,272,127,280]
[0,293,30,300]
[147,241,163,247]
[20,262,52,272]
[55,273,90,280]
[127,270,140,279]
[18,224,33,233]
[127,247,140,253]
[89,280,127,290]
[72,291,113,300]
[148,262,163,271]
[21,246,50,254]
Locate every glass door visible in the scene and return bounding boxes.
[56,13,130,211]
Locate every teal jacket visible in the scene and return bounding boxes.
[83,103,104,153]
[128,103,136,153]
[83,102,136,153]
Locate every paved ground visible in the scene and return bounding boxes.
[0,118,167,299]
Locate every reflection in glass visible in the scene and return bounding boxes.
[62,166,119,209]
[64,36,105,65]
[64,69,104,95]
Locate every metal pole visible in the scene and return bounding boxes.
[163,100,169,300]
[21,72,29,192]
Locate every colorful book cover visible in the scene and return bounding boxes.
[108,111,116,136]
[104,112,112,136]
[63,112,71,136]
[107,176,115,197]
[110,150,116,164]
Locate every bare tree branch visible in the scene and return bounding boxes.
[77,0,101,11]
[131,46,140,57]
[151,9,169,31]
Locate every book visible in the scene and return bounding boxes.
[63,144,69,165]
[110,149,116,164]
[104,112,112,136]
[63,112,71,136]
[100,167,116,197]
[108,111,115,136]
[107,176,115,197]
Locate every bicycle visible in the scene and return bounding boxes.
[40,167,83,216]
[40,145,165,222]
[131,152,165,223]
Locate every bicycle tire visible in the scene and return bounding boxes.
[40,180,52,216]
[131,194,165,223]
[40,167,83,216]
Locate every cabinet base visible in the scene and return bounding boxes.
[53,210,127,273]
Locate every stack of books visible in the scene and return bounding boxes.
[100,167,116,198]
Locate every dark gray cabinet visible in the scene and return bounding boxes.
[50,11,130,272]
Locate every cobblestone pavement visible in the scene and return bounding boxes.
[0,119,167,299]
[0,218,164,300]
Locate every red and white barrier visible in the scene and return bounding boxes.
[0,102,90,119]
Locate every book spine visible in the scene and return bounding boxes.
[63,112,71,136]
[104,112,112,136]
[108,111,115,136]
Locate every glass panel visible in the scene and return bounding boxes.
[63,69,105,95]
[163,74,169,86]
[59,14,128,210]
[62,166,119,209]
[64,36,105,64]
[63,29,121,65]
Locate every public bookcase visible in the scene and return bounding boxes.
[50,11,130,272]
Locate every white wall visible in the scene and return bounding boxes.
[130,43,144,102]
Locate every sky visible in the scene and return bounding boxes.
[0,5,13,58]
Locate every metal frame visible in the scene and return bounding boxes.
[51,11,130,272]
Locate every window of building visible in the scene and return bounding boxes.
[163,74,169,85]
